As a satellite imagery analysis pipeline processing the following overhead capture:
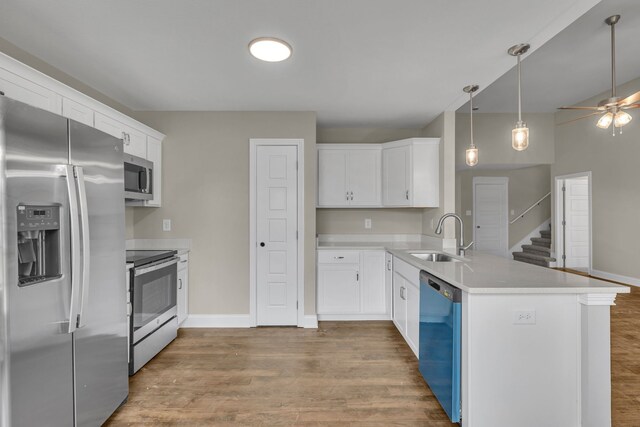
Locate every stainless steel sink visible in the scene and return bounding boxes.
[409,252,461,262]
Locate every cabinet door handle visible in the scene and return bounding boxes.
[400,286,405,300]
[387,260,391,270]
[350,191,354,201]
[179,278,183,290]
[334,256,344,259]
[356,272,359,282]
[405,190,409,200]
[180,260,188,263]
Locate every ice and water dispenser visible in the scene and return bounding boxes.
[17,204,61,286]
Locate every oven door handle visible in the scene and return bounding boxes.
[134,256,179,276]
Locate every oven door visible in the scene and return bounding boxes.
[124,154,153,201]
[132,257,178,343]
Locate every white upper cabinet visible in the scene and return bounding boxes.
[382,138,440,208]
[62,97,94,127]
[95,112,147,158]
[317,145,381,207]
[0,68,61,114]
[317,138,439,209]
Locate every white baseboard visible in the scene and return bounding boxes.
[317,313,392,321]
[302,315,318,328]
[509,218,551,254]
[590,270,640,287]
[181,314,251,328]
[181,314,319,328]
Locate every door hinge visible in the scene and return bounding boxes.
[296,301,298,309]
[296,231,298,240]
[296,161,298,170]
[562,254,566,260]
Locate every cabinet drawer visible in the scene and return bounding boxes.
[178,254,189,272]
[317,250,359,264]
[394,257,420,285]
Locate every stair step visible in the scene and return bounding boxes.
[530,237,552,248]
[522,244,552,256]
[512,251,556,267]
[540,229,551,238]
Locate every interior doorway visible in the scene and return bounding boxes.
[250,139,305,327]
[472,177,509,258]
[555,172,592,273]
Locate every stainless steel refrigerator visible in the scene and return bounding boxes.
[0,96,128,426]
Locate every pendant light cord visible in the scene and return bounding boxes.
[611,21,616,98]
[517,54,522,123]
[469,92,474,147]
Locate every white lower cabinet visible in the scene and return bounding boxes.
[177,253,189,326]
[391,256,420,357]
[317,250,390,320]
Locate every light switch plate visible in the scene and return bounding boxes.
[364,218,372,229]
[162,219,171,232]
[466,210,472,216]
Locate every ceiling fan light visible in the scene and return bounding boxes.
[466,147,478,167]
[512,123,529,151]
[614,111,632,127]
[249,37,292,62]
[596,112,614,129]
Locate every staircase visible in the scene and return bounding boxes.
[512,227,556,267]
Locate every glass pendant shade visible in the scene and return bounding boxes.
[465,147,478,166]
[597,112,614,129]
[512,123,529,151]
[614,111,632,127]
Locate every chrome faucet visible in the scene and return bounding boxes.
[435,213,473,256]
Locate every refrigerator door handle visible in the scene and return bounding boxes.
[65,165,82,333]
[75,165,91,328]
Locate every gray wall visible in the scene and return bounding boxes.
[456,165,551,248]
[456,113,555,168]
[131,111,317,316]
[315,127,424,235]
[553,76,640,279]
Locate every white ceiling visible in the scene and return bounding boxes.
[458,0,640,114]
[0,0,601,127]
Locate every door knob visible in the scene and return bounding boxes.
[476,226,480,228]
[260,242,265,247]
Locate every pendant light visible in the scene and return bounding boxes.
[464,84,479,167]
[508,43,530,151]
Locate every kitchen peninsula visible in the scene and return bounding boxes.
[317,237,629,427]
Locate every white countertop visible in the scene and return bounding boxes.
[126,238,191,256]
[318,241,629,295]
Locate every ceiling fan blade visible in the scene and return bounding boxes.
[620,91,640,106]
[558,106,601,110]
[621,103,640,110]
[557,112,601,125]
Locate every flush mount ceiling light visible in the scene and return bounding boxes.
[248,37,292,62]
[464,84,480,167]
[508,43,530,151]
[559,15,640,135]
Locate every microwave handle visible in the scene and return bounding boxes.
[138,170,148,193]
[146,168,151,194]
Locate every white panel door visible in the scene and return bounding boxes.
[256,145,298,325]
[564,178,589,270]
[318,149,348,206]
[383,146,410,206]
[349,149,381,206]
[474,179,508,257]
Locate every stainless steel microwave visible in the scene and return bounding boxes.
[124,153,153,200]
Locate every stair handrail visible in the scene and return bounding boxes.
[510,192,551,225]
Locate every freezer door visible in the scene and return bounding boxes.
[69,121,128,426]
[1,97,75,426]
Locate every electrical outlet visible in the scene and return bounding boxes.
[364,218,372,229]
[162,219,171,232]
[513,310,536,325]
[466,210,472,216]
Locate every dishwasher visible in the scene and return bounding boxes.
[419,270,462,423]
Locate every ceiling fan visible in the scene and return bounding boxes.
[559,15,640,133]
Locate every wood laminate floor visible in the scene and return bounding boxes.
[106,287,640,426]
